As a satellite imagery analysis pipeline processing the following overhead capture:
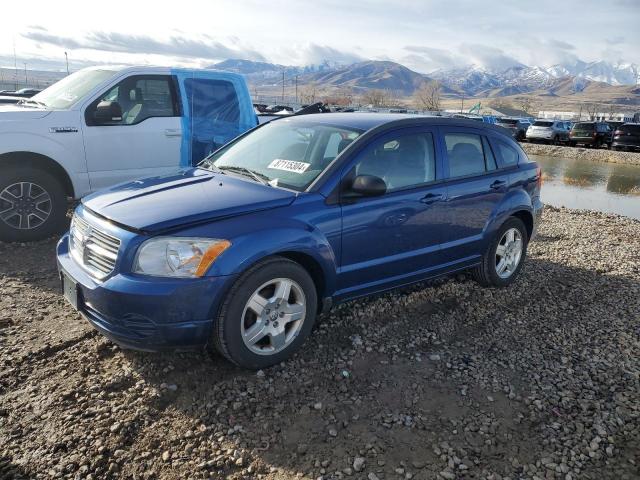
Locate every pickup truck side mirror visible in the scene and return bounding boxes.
[350,174,387,197]
[93,101,123,125]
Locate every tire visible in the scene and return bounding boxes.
[0,166,68,242]
[212,256,318,369]
[472,217,528,288]
[569,141,577,147]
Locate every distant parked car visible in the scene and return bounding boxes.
[57,114,543,369]
[265,105,293,113]
[495,118,530,141]
[569,122,613,148]
[0,95,22,104]
[612,123,640,152]
[1,88,42,98]
[606,121,625,132]
[526,120,571,144]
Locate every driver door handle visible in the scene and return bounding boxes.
[164,129,182,137]
[420,193,444,205]
[490,180,507,190]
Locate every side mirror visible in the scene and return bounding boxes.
[350,174,387,197]
[93,101,123,124]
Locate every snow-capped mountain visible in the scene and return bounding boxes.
[431,60,639,96]
[212,58,639,98]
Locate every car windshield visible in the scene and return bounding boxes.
[203,119,362,191]
[30,69,117,109]
[533,121,553,127]
[573,123,594,130]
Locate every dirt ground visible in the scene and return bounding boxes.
[0,207,639,480]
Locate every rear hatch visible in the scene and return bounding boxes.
[497,119,518,129]
[613,124,640,146]
[528,121,553,135]
[571,122,595,139]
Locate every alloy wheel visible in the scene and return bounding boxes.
[0,182,52,230]
[495,228,523,279]
[241,278,306,355]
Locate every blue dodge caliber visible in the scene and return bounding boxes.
[57,114,543,369]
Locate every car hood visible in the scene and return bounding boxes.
[82,168,297,232]
[0,104,52,120]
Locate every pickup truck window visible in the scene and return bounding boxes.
[183,78,242,160]
[86,75,178,126]
[31,69,117,109]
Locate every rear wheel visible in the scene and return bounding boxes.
[212,257,318,369]
[0,166,68,242]
[472,217,528,288]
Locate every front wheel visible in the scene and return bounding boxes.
[212,257,318,369]
[472,217,528,287]
[0,167,68,242]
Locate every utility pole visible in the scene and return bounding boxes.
[13,39,18,90]
[281,70,285,103]
[460,93,465,113]
[65,52,69,75]
[23,63,27,86]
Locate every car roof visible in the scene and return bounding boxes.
[281,112,513,136]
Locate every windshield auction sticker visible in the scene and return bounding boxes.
[267,159,311,174]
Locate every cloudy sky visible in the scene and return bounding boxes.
[1,0,638,73]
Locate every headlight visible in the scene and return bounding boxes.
[133,237,231,278]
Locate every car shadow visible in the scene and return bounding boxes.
[111,256,639,479]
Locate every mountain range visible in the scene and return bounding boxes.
[212,58,640,98]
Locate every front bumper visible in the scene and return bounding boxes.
[57,234,235,351]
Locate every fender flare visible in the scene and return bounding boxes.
[204,219,338,301]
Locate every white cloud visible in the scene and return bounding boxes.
[1,0,638,71]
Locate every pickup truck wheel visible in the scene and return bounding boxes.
[472,217,528,288]
[212,257,318,369]
[0,167,67,242]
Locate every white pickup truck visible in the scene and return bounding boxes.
[0,66,257,241]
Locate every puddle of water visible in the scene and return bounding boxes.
[530,154,640,220]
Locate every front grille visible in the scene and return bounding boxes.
[69,215,121,279]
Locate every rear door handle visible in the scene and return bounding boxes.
[490,180,507,190]
[164,129,182,137]
[420,193,444,205]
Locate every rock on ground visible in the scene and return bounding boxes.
[0,207,639,479]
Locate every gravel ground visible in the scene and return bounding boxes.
[521,143,640,166]
[1,207,639,480]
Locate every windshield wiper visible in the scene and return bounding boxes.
[217,166,271,186]
[17,98,47,108]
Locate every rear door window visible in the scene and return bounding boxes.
[444,133,497,178]
[183,78,242,162]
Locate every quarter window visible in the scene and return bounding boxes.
[445,133,495,178]
[354,132,436,192]
[494,141,519,166]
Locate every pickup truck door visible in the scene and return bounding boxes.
[81,74,182,191]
